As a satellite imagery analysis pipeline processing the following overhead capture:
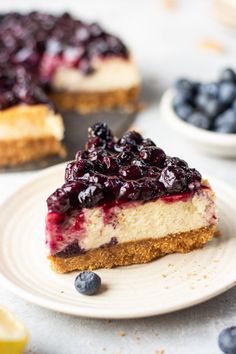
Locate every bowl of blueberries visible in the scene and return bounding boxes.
[160,68,236,157]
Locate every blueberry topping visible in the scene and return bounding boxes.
[159,166,188,193]
[74,271,101,295]
[47,124,202,213]
[0,12,129,109]
[119,165,144,180]
[78,184,103,208]
[139,147,166,166]
[218,327,236,354]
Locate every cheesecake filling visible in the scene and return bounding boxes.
[0,105,64,141]
[46,187,216,257]
[51,57,140,93]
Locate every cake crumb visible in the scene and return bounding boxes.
[199,39,225,53]
[60,290,64,294]
[162,274,167,278]
[168,263,174,267]
[155,350,165,354]
[102,347,107,351]
[118,331,126,337]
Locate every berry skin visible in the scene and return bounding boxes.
[159,166,188,193]
[88,122,113,141]
[74,271,101,295]
[175,78,195,96]
[187,112,210,130]
[119,165,144,180]
[204,98,222,118]
[218,327,236,354]
[219,82,236,104]
[174,104,193,121]
[220,68,236,83]
[78,184,103,208]
[199,83,219,98]
[214,109,236,133]
[139,147,166,166]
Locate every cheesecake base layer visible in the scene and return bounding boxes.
[0,137,66,166]
[48,225,216,273]
[49,86,140,114]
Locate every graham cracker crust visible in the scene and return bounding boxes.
[0,137,66,166]
[48,225,216,273]
[49,85,140,114]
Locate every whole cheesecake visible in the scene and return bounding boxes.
[45,123,217,273]
[0,12,140,166]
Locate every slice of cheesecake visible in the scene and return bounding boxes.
[0,65,65,166]
[46,123,217,273]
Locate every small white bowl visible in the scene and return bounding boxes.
[160,89,236,157]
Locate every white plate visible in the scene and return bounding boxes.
[160,89,236,157]
[0,164,236,319]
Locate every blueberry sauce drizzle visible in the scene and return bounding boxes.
[47,122,202,215]
[0,12,129,110]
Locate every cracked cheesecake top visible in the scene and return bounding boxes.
[47,122,203,215]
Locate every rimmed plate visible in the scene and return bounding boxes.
[0,163,236,319]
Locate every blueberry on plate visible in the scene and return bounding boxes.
[219,82,236,104]
[74,271,101,295]
[220,68,236,83]
[187,112,210,129]
[218,327,236,353]
[174,104,193,121]
[214,109,236,133]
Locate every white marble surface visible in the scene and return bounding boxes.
[1,0,236,353]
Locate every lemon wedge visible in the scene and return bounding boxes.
[0,306,28,354]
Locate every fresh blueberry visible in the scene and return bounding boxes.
[187,112,210,129]
[175,78,195,94]
[220,68,236,83]
[74,271,101,295]
[204,98,222,118]
[214,109,236,133]
[195,93,209,110]
[218,327,236,354]
[174,104,193,121]
[199,83,219,98]
[219,82,236,104]
[172,93,189,108]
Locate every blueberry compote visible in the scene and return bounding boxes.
[0,11,129,109]
[47,122,202,213]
